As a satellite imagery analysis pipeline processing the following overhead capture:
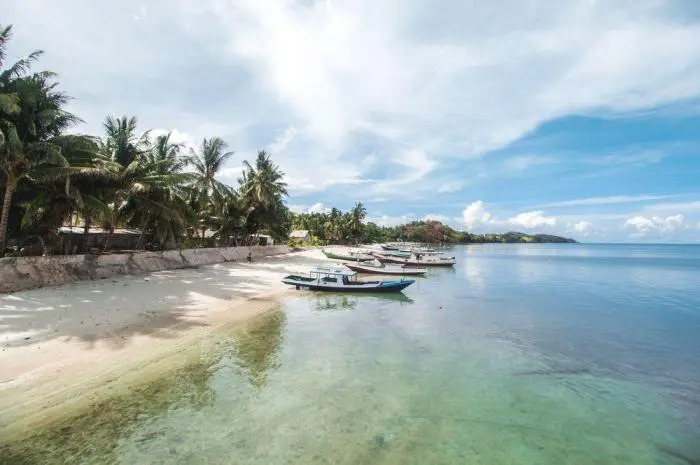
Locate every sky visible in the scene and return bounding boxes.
[5,0,700,242]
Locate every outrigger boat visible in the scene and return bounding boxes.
[343,261,427,276]
[372,252,456,267]
[282,268,414,293]
[322,249,374,261]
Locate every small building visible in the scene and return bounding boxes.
[289,230,311,244]
[257,234,274,246]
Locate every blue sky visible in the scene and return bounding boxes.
[5,0,700,242]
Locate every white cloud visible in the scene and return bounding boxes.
[423,214,451,223]
[267,125,297,153]
[624,214,687,235]
[307,202,329,214]
[538,194,684,208]
[367,214,416,227]
[572,220,592,234]
[6,0,700,201]
[462,201,493,229]
[150,128,197,150]
[507,211,557,229]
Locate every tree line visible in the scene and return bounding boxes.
[289,214,576,246]
[0,25,289,257]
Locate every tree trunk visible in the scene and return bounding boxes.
[137,215,151,250]
[0,180,16,258]
[82,215,92,253]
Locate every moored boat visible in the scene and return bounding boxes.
[343,261,427,276]
[372,252,456,267]
[322,249,374,261]
[282,268,414,293]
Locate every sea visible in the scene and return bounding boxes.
[4,244,700,464]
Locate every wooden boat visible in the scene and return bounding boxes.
[322,249,374,261]
[282,268,414,293]
[373,250,411,258]
[343,261,427,276]
[372,252,456,267]
[380,244,399,251]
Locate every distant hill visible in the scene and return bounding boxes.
[362,220,578,244]
[500,231,577,244]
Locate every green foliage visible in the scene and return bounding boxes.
[286,238,304,249]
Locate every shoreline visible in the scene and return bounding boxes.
[0,250,323,442]
[0,245,293,294]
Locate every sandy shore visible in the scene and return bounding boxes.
[0,249,327,441]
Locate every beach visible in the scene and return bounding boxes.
[0,249,324,442]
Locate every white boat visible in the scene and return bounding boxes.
[343,261,427,276]
[372,252,456,267]
[283,268,414,293]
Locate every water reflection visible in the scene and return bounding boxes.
[228,309,287,389]
[0,355,219,464]
[312,293,414,312]
[0,309,288,464]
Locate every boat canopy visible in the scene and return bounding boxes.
[311,267,357,277]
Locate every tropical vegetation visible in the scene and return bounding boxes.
[288,211,575,246]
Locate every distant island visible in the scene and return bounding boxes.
[364,221,578,245]
[289,212,577,246]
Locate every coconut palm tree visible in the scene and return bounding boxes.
[187,137,235,239]
[240,150,288,213]
[0,25,43,116]
[123,132,194,248]
[0,72,84,256]
[188,137,234,202]
[346,201,366,243]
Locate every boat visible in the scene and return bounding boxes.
[380,244,399,251]
[282,268,414,293]
[343,261,427,276]
[372,252,456,267]
[322,249,374,261]
[373,250,411,258]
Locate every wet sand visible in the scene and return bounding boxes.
[0,250,324,441]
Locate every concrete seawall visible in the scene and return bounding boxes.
[0,246,291,293]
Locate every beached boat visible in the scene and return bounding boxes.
[343,261,427,276]
[372,252,456,267]
[380,244,399,251]
[322,249,374,261]
[282,268,414,293]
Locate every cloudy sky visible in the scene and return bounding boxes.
[5,0,700,242]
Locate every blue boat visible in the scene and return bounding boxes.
[282,268,414,293]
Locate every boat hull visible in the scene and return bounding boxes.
[282,276,414,293]
[343,262,427,276]
[372,253,455,267]
[322,251,373,261]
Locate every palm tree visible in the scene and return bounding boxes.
[187,137,235,239]
[0,71,83,256]
[239,150,288,242]
[124,132,194,248]
[0,25,43,116]
[240,150,288,212]
[188,137,234,202]
[97,115,149,234]
[346,201,366,243]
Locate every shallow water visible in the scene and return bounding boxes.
[3,244,700,464]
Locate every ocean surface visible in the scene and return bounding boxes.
[5,244,700,464]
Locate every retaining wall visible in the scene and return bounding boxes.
[0,246,290,293]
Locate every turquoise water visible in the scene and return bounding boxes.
[4,244,700,464]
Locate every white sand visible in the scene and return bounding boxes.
[0,249,328,439]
